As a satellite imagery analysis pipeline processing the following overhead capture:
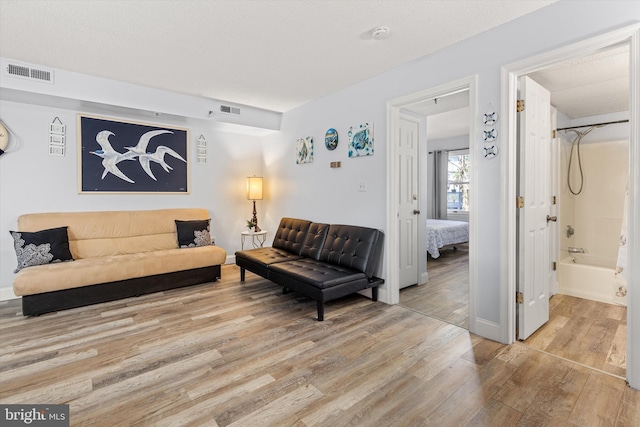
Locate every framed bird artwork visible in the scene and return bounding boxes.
[78,114,189,194]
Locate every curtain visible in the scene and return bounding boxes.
[614,182,628,304]
[433,150,448,219]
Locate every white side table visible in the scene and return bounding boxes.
[241,230,268,250]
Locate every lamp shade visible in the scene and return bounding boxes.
[246,176,263,200]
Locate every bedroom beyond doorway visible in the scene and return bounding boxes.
[400,242,469,329]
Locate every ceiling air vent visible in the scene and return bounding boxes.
[219,105,241,116]
[5,63,54,84]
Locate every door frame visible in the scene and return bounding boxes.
[386,75,478,334]
[500,24,640,388]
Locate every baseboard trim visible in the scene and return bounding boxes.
[378,286,391,304]
[420,272,429,285]
[0,288,18,302]
[473,317,502,342]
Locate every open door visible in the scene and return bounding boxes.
[398,114,420,288]
[549,108,560,297]
[516,76,552,340]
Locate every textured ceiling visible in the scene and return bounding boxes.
[528,44,629,119]
[0,0,556,112]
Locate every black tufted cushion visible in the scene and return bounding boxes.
[300,222,329,260]
[320,224,383,278]
[269,258,366,289]
[236,247,303,265]
[272,218,312,255]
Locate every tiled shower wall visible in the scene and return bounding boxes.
[560,139,629,263]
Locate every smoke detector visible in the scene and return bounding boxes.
[371,27,390,40]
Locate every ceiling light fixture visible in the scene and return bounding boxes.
[371,27,390,40]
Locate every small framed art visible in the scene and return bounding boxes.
[348,123,374,157]
[296,136,313,164]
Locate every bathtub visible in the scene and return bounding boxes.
[557,254,626,306]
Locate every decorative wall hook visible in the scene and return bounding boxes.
[197,134,207,164]
[50,117,65,135]
[483,104,499,159]
[49,117,66,156]
[483,111,498,126]
[484,145,498,159]
[483,128,497,142]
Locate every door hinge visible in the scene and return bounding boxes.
[516,292,524,304]
[517,100,525,112]
[552,129,557,138]
[517,196,524,208]
[552,196,557,205]
[553,261,557,271]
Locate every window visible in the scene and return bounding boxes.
[447,149,469,213]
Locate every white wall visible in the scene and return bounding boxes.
[427,134,470,153]
[261,103,387,230]
[262,1,640,327]
[0,98,265,300]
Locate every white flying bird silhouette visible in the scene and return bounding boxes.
[90,131,137,183]
[124,130,186,181]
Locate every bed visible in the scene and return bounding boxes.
[426,219,469,259]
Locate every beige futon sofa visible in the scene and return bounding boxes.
[12,208,226,316]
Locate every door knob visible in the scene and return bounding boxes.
[413,209,421,215]
[546,215,557,222]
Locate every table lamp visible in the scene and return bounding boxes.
[246,176,263,232]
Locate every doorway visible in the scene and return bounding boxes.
[386,75,478,334]
[519,45,630,375]
[501,24,640,388]
[398,92,471,329]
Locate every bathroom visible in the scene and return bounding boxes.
[556,121,629,306]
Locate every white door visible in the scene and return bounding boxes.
[398,114,420,288]
[549,108,559,296]
[517,76,552,340]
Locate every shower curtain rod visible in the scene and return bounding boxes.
[557,119,629,131]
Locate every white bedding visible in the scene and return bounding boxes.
[426,219,469,259]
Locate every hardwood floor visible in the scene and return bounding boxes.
[400,243,469,329]
[524,293,627,378]
[398,243,627,378]
[1,264,639,426]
